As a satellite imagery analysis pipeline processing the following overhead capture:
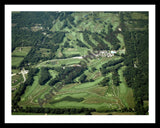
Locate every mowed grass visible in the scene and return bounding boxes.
[118,66,135,108]
[131,12,148,20]
[36,58,82,68]
[19,70,121,111]
[12,47,32,67]
[50,12,120,34]
[28,55,134,111]
[47,84,119,111]
[12,73,23,86]
[12,57,24,67]
[19,72,53,107]
[19,53,135,113]
[12,69,20,74]
[117,33,125,49]
[12,47,31,57]
[62,47,87,57]
[18,63,135,113]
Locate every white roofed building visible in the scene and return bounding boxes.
[111,50,117,54]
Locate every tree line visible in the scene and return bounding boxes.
[99,77,110,86]
[122,30,148,115]
[105,23,121,50]
[14,106,96,115]
[99,58,124,86]
[120,12,148,115]
[91,33,110,50]
[76,39,89,48]
[12,12,59,28]
[48,66,87,86]
[39,67,52,85]
[102,58,124,69]
[18,31,66,67]
[100,58,124,76]
[83,31,96,49]
[14,106,135,115]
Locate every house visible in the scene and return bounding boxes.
[23,70,29,74]
[118,28,122,31]
[134,63,138,68]
[111,50,117,54]
[99,51,108,57]
[107,53,114,57]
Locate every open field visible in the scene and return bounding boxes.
[12,47,31,57]
[36,58,82,68]
[12,73,23,86]
[12,47,31,67]
[118,66,135,108]
[12,57,24,67]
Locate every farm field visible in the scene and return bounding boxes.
[12,47,32,57]
[12,47,31,68]
[12,57,24,68]
[12,11,148,115]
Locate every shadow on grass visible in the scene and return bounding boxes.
[49,96,84,104]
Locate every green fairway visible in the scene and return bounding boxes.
[18,54,135,112]
[19,72,53,107]
[118,66,135,108]
[18,64,134,112]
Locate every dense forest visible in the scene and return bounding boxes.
[12,12,68,66]
[120,12,148,114]
[105,23,121,50]
[39,67,51,85]
[122,30,148,114]
[12,12,58,28]
[49,66,87,86]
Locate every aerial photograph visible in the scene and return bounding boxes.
[11,11,148,115]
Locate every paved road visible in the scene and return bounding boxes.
[21,68,28,82]
[11,68,28,83]
[21,70,26,82]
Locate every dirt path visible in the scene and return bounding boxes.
[12,68,28,83]
[20,68,28,82]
